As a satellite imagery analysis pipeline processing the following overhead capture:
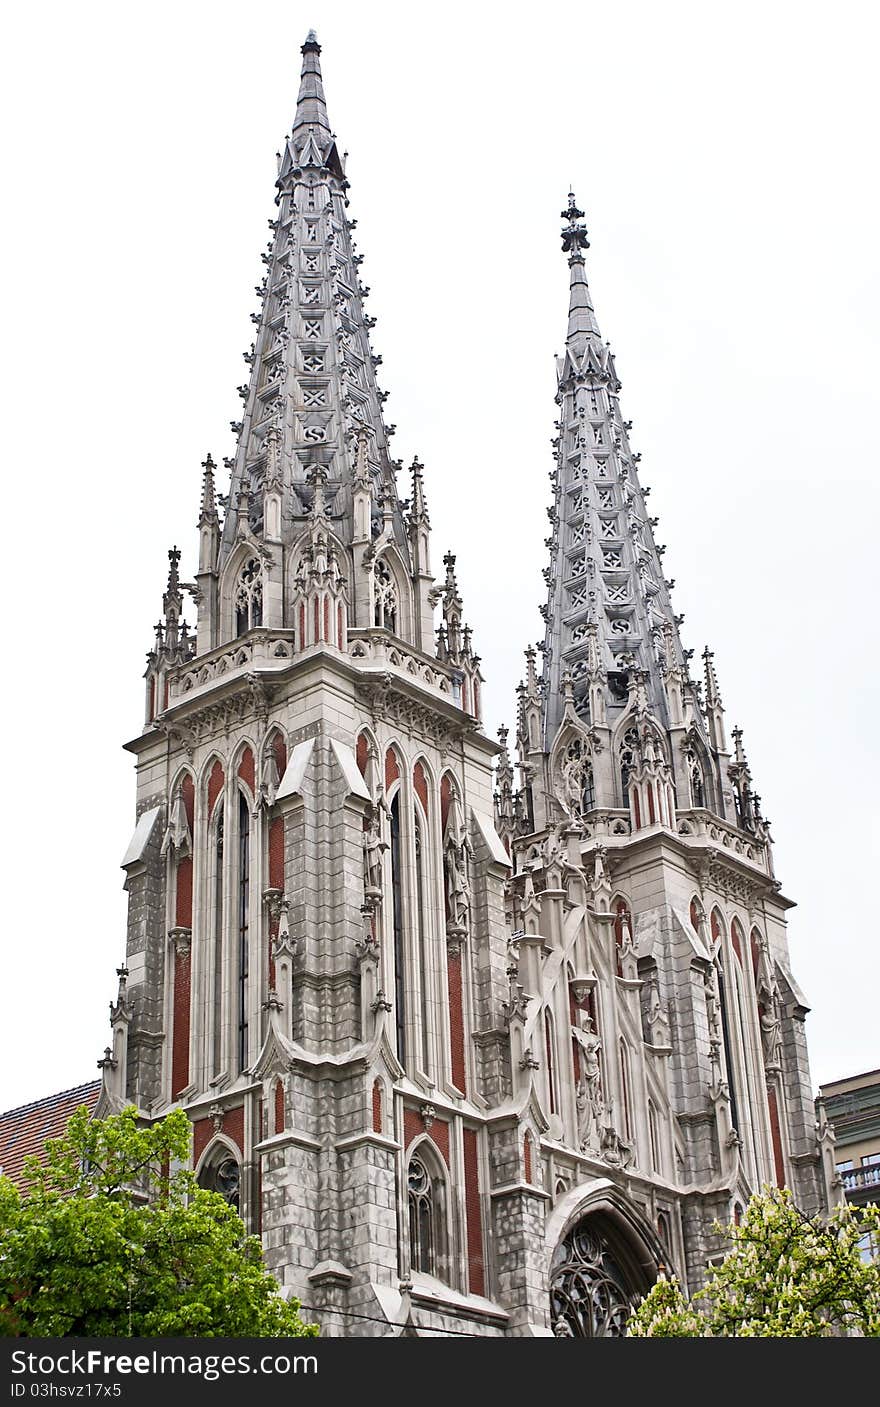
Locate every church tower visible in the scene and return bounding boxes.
[99,39,834,1337]
[493,193,837,1327]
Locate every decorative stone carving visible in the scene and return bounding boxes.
[363,795,389,901]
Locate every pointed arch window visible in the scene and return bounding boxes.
[648,1100,661,1174]
[198,1144,241,1214]
[374,558,397,635]
[619,1039,633,1142]
[237,792,250,1074]
[212,804,224,1078]
[407,1152,447,1280]
[390,793,405,1063]
[414,813,430,1074]
[619,726,639,807]
[545,1009,557,1115]
[691,763,705,809]
[716,950,741,1138]
[234,558,263,636]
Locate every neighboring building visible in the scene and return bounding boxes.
[0,1082,101,1188]
[13,32,833,1336]
[819,1071,880,1206]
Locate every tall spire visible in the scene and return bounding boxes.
[538,196,699,748]
[218,33,407,571]
[561,193,601,355]
[293,31,331,140]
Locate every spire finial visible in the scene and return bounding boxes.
[560,190,600,352]
[199,453,219,527]
[293,28,331,136]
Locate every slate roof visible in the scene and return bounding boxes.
[0,1080,101,1188]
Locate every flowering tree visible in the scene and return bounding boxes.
[0,1106,317,1338]
[628,1186,880,1337]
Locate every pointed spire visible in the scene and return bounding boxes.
[561,192,601,354]
[293,31,331,139]
[163,546,183,648]
[408,456,429,526]
[198,453,219,527]
[442,551,463,662]
[703,646,723,709]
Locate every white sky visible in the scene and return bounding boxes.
[1,0,877,1113]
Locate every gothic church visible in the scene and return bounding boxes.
[91,33,836,1336]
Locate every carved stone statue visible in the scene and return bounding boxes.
[444,792,473,932]
[363,796,389,899]
[574,1020,604,1147]
[759,998,782,1070]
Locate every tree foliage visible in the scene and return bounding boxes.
[0,1105,317,1338]
[628,1186,880,1337]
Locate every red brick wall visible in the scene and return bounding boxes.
[447,952,466,1095]
[768,1085,786,1188]
[171,947,191,1099]
[192,1105,244,1166]
[413,760,428,813]
[274,1079,285,1135]
[272,730,287,782]
[440,773,452,833]
[523,1130,533,1184]
[372,1079,383,1134]
[385,747,400,790]
[237,746,255,794]
[181,773,195,830]
[175,857,193,928]
[403,1108,449,1166]
[356,733,368,776]
[731,918,743,964]
[463,1128,485,1296]
[208,760,224,814]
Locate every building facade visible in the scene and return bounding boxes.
[818,1071,880,1208]
[94,33,836,1336]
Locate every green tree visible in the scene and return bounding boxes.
[0,1105,318,1338]
[628,1186,880,1337]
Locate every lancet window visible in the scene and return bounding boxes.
[237,792,250,1075]
[374,558,397,634]
[407,1152,446,1279]
[234,558,263,635]
[390,793,405,1062]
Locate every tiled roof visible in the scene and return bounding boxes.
[0,1080,101,1189]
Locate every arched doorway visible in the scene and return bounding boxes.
[549,1209,655,1337]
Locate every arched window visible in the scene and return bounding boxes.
[198,1145,241,1214]
[237,792,250,1074]
[234,558,263,636]
[581,763,595,812]
[549,1215,648,1337]
[407,1152,446,1279]
[716,949,741,1138]
[619,726,638,806]
[545,1009,557,1115]
[390,793,405,1062]
[619,1039,633,1142]
[212,804,224,1078]
[414,813,430,1074]
[648,1100,660,1174]
[690,762,705,809]
[374,558,397,634]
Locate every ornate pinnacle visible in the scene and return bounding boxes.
[703,646,724,709]
[409,456,429,525]
[199,453,219,527]
[561,191,589,253]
